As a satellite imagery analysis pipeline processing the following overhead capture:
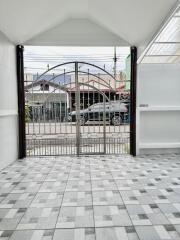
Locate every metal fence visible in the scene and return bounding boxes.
[25,61,130,156]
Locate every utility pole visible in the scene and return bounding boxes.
[113,46,117,79]
[113,46,117,94]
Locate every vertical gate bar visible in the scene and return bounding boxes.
[32,77,35,155]
[61,138,62,156]
[115,82,122,153]
[69,72,72,144]
[59,83,62,153]
[124,88,126,154]
[33,138,35,156]
[53,93,56,150]
[69,75,72,154]
[64,69,67,155]
[92,80,95,152]
[82,77,85,153]
[42,80,46,136]
[87,69,90,137]
[130,46,137,156]
[57,78,60,154]
[75,62,80,156]
[98,74,100,153]
[39,139,40,156]
[118,82,121,154]
[108,79,111,154]
[50,135,51,155]
[24,76,29,136]
[49,81,51,135]
[38,90,40,135]
[40,139,42,156]
[16,45,26,159]
[103,95,106,154]
[58,80,61,154]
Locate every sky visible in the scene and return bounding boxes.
[24,46,130,75]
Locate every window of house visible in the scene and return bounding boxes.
[40,83,49,91]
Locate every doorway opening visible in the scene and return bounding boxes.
[21,46,135,156]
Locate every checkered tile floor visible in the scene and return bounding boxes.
[0,154,180,239]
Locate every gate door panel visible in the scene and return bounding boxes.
[25,61,130,156]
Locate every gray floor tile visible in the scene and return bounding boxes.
[16,207,59,230]
[96,227,139,240]
[62,191,92,206]
[94,205,132,227]
[56,206,94,228]
[10,229,54,240]
[53,228,95,240]
[0,154,179,239]
[92,190,123,206]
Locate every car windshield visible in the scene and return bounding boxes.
[89,101,122,108]
[89,103,103,109]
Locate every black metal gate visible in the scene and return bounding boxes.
[24,61,130,156]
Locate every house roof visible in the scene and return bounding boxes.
[24,80,66,91]
[0,0,178,51]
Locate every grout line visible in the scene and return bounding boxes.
[89,158,97,240]
[53,156,73,236]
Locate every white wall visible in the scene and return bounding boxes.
[0,31,18,170]
[137,64,180,154]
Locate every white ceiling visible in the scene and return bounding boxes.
[26,18,129,46]
[0,0,178,47]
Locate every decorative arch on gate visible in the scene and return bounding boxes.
[35,61,117,83]
[34,61,119,92]
[31,61,118,105]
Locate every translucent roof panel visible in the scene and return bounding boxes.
[147,43,180,56]
[156,17,180,43]
[139,3,180,64]
[175,7,180,17]
[142,55,180,64]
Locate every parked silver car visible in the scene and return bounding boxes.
[68,101,129,125]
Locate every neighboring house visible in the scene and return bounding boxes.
[67,73,129,109]
[24,73,130,121]
[25,80,69,122]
